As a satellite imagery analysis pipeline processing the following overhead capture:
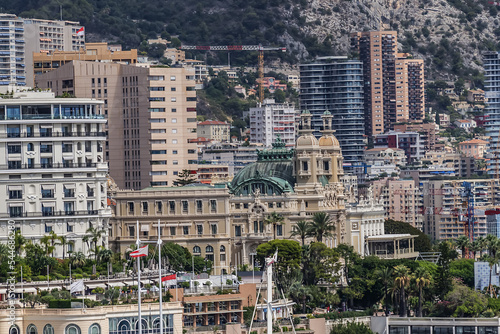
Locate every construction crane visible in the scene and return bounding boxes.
[462,181,475,258]
[180,44,286,103]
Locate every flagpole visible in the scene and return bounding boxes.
[267,254,273,334]
[158,219,163,334]
[137,220,142,334]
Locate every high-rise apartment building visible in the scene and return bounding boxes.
[248,98,296,147]
[23,18,84,86]
[371,178,423,230]
[422,179,499,240]
[299,56,365,174]
[33,42,137,81]
[484,51,500,175]
[36,61,198,190]
[0,91,111,256]
[0,14,26,86]
[350,31,425,136]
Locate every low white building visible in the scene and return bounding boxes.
[454,119,477,131]
[0,92,111,257]
[364,147,406,166]
[248,99,296,147]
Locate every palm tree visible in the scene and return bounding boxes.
[375,267,393,316]
[48,231,59,257]
[290,281,313,314]
[482,253,500,298]
[413,267,432,317]
[86,226,104,261]
[58,235,68,259]
[475,236,487,258]
[82,235,90,254]
[70,251,86,268]
[309,212,336,243]
[264,212,284,239]
[486,234,498,256]
[471,239,482,261]
[455,235,471,258]
[40,235,55,256]
[290,220,311,246]
[394,265,411,317]
[14,231,27,254]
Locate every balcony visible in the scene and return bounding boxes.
[5,210,100,219]
[5,162,97,170]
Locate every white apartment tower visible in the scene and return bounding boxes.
[0,14,25,86]
[248,99,296,147]
[0,92,111,257]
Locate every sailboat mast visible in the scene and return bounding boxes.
[136,220,142,334]
[158,219,163,334]
[267,255,273,334]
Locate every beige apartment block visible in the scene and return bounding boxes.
[197,120,231,142]
[371,178,423,230]
[351,31,425,136]
[33,42,138,80]
[35,61,198,190]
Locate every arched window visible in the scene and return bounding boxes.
[117,320,131,333]
[88,324,101,334]
[135,319,148,330]
[193,246,201,254]
[65,324,81,334]
[206,245,214,253]
[9,325,20,334]
[27,324,38,334]
[27,143,34,151]
[220,245,225,252]
[43,325,54,334]
[152,317,166,329]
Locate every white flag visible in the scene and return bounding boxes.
[266,249,278,266]
[70,279,84,294]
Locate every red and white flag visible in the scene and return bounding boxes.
[161,273,177,286]
[266,249,278,266]
[76,27,84,36]
[130,245,148,258]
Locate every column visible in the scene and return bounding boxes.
[242,241,247,265]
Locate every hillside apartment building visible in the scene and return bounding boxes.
[36,61,198,190]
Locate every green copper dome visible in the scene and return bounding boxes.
[228,160,295,196]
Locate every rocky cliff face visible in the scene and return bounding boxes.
[279,0,496,80]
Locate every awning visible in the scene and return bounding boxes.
[86,283,106,289]
[8,185,22,191]
[140,224,150,232]
[0,287,37,294]
[41,184,55,190]
[64,184,76,189]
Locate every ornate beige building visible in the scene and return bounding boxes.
[109,111,347,270]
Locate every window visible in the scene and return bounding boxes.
[183,226,189,235]
[129,226,135,237]
[142,201,148,213]
[182,200,188,213]
[169,201,175,213]
[27,324,37,334]
[277,225,283,236]
[220,245,226,252]
[211,224,217,235]
[302,161,308,171]
[64,202,75,215]
[172,129,177,134]
[43,324,54,334]
[196,200,202,212]
[171,97,176,102]
[156,201,163,213]
[197,225,203,235]
[193,246,201,254]
[478,327,498,334]
[235,226,241,237]
[9,190,22,199]
[220,254,226,261]
[42,205,54,217]
[9,325,20,334]
[149,87,165,91]
[171,108,177,112]
[88,323,101,334]
[9,206,22,217]
[64,186,75,198]
[210,200,217,212]
[173,150,178,154]
[170,227,176,235]
[45,224,53,233]
[128,202,135,214]
[65,324,81,334]
[172,118,177,123]
[171,87,176,91]
[170,76,176,81]
[8,144,21,154]
[67,223,73,232]
[149,97,165,102]
[206,245,214,253]
[27,143,34,151]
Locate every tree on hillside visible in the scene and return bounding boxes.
[174,169,197,186]
[384,219,432,252]
[302,242,339,285]
[375,267,393,316]
[435,240,458,299]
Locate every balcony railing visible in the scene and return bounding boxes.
[2,131,105,139]
[5,210,99,218]
[6,162,97,170]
